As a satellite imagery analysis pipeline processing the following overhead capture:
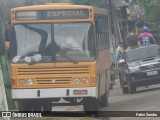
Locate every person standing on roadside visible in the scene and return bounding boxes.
[116,41,124,63]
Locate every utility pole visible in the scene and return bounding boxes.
[108,0,116,61]
[108,0,122,62]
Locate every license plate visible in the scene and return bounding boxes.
[73,90,88,95]
[147,71,158,76]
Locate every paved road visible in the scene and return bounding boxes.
[99,79,160,120]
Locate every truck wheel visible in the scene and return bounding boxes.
[83,97,99,115]
[128,81,136,94]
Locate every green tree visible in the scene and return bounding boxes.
[133,0,160,29]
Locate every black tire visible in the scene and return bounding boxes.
[83,97,99,115]
[100,92,109,107]
[128,81,136,94]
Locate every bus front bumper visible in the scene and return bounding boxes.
[12,87,98,99]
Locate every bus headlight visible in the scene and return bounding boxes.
[28,79,33,85]
[82,78,88,83]
[74,78,80,84]
[19,79,25,85]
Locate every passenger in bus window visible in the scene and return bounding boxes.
[58,36,80,57]
[60,36,79,50]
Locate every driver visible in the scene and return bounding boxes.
[58,36,79,56]
[60,37,79,49]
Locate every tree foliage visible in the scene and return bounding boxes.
[133,0,160,28]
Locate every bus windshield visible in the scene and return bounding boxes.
[12,23,95,63]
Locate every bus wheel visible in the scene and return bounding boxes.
[83,97,99,115]
[18,100,32,111]
[100,92,109,107]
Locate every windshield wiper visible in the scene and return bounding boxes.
[58,49,78,64]
[63,54,78,64]
[66,55,78,64]
[28,60,39,65]
[28,56,51,65]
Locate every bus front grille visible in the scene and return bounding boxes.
[35,77,71,85]
[17,66,90,85]
[17,66,90,75]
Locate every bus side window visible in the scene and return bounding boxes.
[95,19,103,34]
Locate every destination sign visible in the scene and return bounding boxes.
[15,9,89,21]
[42,9,89,19]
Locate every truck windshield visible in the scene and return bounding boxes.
[126,45,160,62]
[11,23,95,63]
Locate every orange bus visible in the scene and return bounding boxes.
[10,3,111,114]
